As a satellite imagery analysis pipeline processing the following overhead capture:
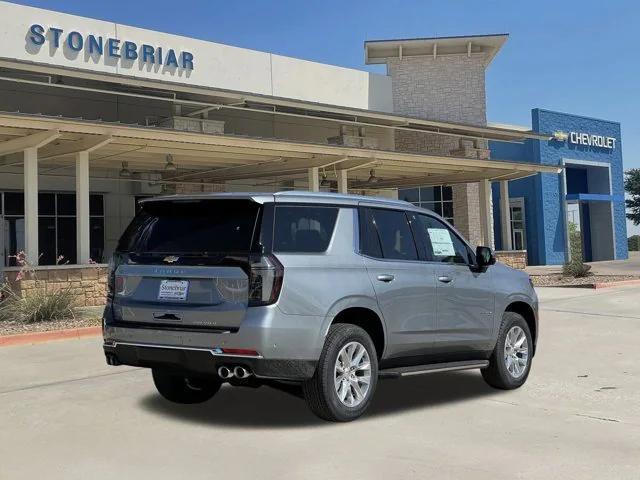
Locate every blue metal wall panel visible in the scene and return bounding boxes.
[490,108,628,265]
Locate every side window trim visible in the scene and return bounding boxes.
[407,211,433,262]
[358,206,384,259]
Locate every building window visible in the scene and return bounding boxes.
[1,192,105,266]
[509,198,526,251]
[398,186,454,224]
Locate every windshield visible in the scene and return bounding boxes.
[118,199,262,255]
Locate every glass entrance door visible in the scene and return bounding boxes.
[509,199,526,250]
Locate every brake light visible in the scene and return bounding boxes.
[248,254,284,307]
[106,253,125,300]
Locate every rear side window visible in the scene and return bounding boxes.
[273,206,339,253]
[117,199,261,254]
[361,208,418,261]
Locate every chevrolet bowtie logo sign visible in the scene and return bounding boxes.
[552,131,569,142]
[163,256,180,264]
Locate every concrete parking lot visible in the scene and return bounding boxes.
[1,286,639,480]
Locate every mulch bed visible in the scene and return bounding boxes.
[531,274,640,288]
[0,316,101,337]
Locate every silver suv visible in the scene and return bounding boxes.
[103,191,538,422]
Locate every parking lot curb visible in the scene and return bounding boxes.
[591,279,640,289]
[0,326,101,347]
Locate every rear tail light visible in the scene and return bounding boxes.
[248,253,284,307]
[106,253,126,300]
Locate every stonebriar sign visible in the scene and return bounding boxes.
[28,24,194,70]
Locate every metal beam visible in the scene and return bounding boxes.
[199,156,357,182]
[0,130,60,156]
[39,135,113,160]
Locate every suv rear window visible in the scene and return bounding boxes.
[273,205,339,253]
[118,199,261,254]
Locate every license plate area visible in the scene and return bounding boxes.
[158,280,189,301]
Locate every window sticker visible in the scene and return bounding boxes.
[427,228,455,256]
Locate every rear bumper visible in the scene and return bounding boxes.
[102,303,324,381]
[103,342,316,380]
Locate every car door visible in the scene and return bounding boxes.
[359,206,438,359]
[413,214,496,352]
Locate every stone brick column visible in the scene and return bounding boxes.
[385,52,490,244]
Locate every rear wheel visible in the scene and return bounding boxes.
[152,369,222,404]
[303,324,378,422]
[482,312,533,390]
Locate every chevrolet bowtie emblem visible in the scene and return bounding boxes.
[552,130,568,142]
[163,256,180,263]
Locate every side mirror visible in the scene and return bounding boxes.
[476,246,496,268]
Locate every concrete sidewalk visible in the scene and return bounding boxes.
[526,251,640,275]
[1,286,639,479]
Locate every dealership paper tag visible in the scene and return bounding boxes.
[427,228,455,256]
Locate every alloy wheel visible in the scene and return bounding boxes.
[334,341,372,407]
[504,325,529,378]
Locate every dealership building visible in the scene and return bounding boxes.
[0,2,627,304]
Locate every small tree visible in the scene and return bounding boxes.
[629,235,640,252]
[563,221,592,277]
[625,169,640,226]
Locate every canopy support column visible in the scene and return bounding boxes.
[478,179,494,249]
[76,151,91,264]
[337,170,348,194]
[23,147,39,265]
[308,167,319,192]
[500,180,513,250]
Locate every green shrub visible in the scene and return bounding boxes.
[562,221,592,278]
[562,261,592,278]
[629,235,640,252]
[0,284,75,323]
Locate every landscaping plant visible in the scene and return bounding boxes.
[625,169,640,226]
[0,251,76,323]
[562,221,592,278]
[0,284,75,323]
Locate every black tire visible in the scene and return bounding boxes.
[482,312,533,390]
[152,369,222,404]
[303,324,378,422]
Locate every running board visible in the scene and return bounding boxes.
[378,360,489,379]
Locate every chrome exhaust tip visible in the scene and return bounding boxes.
[218,366,234,379]
[233,366,252,379]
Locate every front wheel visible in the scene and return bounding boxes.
[482,312,533,390]
[152,369,222,404]
[303,324,378,422]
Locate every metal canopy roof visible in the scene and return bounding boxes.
[0,58,549,144]
[0,112,560,191]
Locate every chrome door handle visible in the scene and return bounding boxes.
[377,274,395,283]
[438,276,452,284]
